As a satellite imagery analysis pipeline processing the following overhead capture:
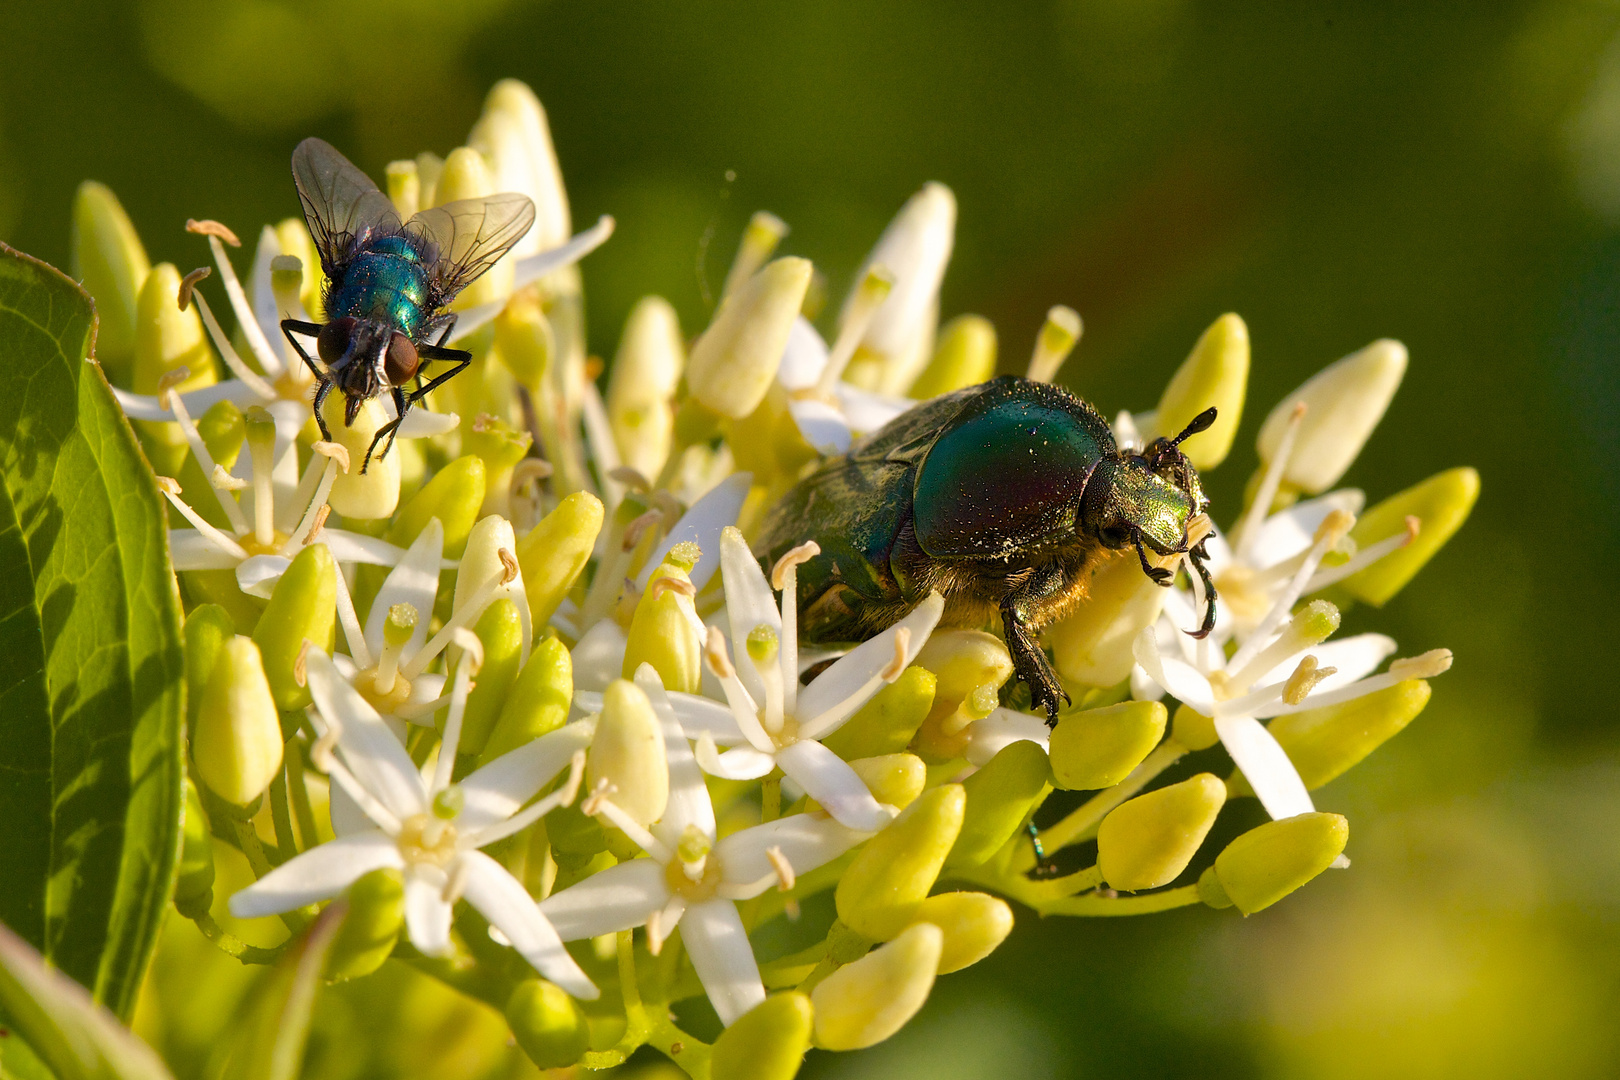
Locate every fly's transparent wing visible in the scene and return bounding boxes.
[291,137,402,277]
[407,194,536,303]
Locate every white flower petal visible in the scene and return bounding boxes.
[327,773,372,837]
[1248,489,1366,570]
[637,666,717,843]
[965,708,1051,768]
[834,384,913,434]
[696,742,778,782]
[458,851,599,999]
[1259,633,1397,693]
[447,217,618,342]
[1131,629,1217,715]
[714,813,868,890]
[795,593,943,737]
[1215,715,1315,820]
[1131,663,1166,704]
[775,740,892,832]
[458,720,596,832]
[305,651,429,821]
[665,691,750,743]
[235,554,289,599]
[637,472,752,593]
[320,529,410,568]
[228,831,402,917]
[777,317,829,390]
[681,899,766,1027]
[404,867,454,957]
[721,528,782,705]
[112,380,262,422]
[169,529,245,571]
[538,857,667,940]
[396,408,460,438]
[571,619,628,694]
[787,398,852,456]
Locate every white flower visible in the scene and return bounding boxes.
[230,641,599,998]
[539,665,870,1025]
[664,528,942,831]
[778,316,917,456]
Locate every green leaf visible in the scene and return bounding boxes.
[0,922,175,1080]
[215,905,346,1080]
[0,246,185,1019]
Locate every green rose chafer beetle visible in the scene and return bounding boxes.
[755,375,1218,722]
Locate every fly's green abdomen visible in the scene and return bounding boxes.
[327,236,432,340]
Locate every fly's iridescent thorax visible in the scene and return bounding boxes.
[327,232,434,342]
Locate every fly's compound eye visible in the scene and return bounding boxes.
[317,317,357,365]
[384,332,420,385]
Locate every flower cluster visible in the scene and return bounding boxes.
[81,78,1477,1077]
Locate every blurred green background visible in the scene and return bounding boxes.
[6,1,1620,1077]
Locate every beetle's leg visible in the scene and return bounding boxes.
[281,319,326,384]
[362,386,411,473]
[310,376,334,444]
[1134,531,1174,586]
[1186,538,1218,639]
[1026,819,1060,880]
[1001,562,1071,725]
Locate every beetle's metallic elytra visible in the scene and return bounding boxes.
[281,138,536,471]
[755,376,1218,723]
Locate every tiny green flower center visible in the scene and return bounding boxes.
[746,624,779,667]
[238,530,289,557]
[432,785,464,820]
[356,668,413,712]
[675,824,711,864]
[395,813,457,867]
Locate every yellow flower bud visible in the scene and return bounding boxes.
[1155,313,1248,470]
[472,79,571,251]
[506,978,589,1069]
[72,181,150,383]
[250,542,335,712]
[193,636,284,806]
[1230,680,1430,794]
[319,393,402,520]
[1049,700,1168,790]
[1206,811,1349,913]
[687,256,812,418]
[1172,704,1219,751]
[1256,339,1406,494]
[174,778,215,910]
[622,556,701,693]
[1339,467,1479,606]
[589,680,668,826]
[184,603,236,737]
[464,414,532,519]
[821,666,936,760]
[1048,554,1166,689]
[454,599,524,759]
[272,218,325,319]
[515,491,603,628]
[175,400,246,529]
[388,455,486,556]
[946,740,1050,870]
[493,291,553,389]
[482,635,573,763]
[607,296,685,478]
[435,148,513,308]
[812,922,942,1051]
[711,992,812,1080]
[914,892,1014,974]
[844,754,927,810]
[913,630,1012,703]
[1096,773,1226,891]
[326,867,404,981]
[133,263,215,473]
[837,784,964,940]
[908,314,996,399]
[852,182,956,393]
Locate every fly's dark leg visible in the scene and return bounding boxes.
[1001,563,1071,724]
[281,319,327,384]
[362,386,411,473]
[411,344,473,401]
[310,376,335,443]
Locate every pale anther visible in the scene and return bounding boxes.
[498,548,519,584]
[771,540,822,590]
[766,845,795,891]
[155,476,183,496]
[608,465,651,491]
[705,626,736,679]
[293,639,311,687]
[210,464,247,492]
[648,576,696,602]
[177,266,211,310]
[1390,648,1453,679]
[451,627,485,674]
[313,440,351,474]
[880,627,912,682]
[580,777,619,817]
[622,509,663,551]
[185,218,241,246]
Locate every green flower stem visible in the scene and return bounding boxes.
[229,818,312,931]
[581,930,653,1069]
[284,741,319,847]
[1015,742,1187,874]
[268,765,298,859]
[404,950,515,1013]
[761,775,782,823]
[1035,883,1202,917]
[955,864,1104,909]
[648,1015,712,1080]
[187,909,286,965]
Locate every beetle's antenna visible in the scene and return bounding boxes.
[1168,406,1218,448]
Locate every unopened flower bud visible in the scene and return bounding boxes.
[482,636,573,763]
[506,978,589,1069]
[908,314,997,399]
[914,892,1014,974]
[1097,773,1226,891]
[174,778,215,909]
[622,554,701,693]
[1256,339,1407,494]
[319,393,401,520]
[1049,700,1169,790]
[493,292,554,388]
[588,680,667,826]
[913,630,1013,703]
[1203,811,1349,913]
[385,160,420,217]
[822,667,936,760]
[607,296,685,477]
[326,867,405,981]
[812,922,942,1051]
[465,415,532,519]
[175,400,246,529]
[451,599,524,759]
[184,604,236,736]
[721,211,791,303]
[1155,313,1248,469]
[850,183,956,393]
[687,256,812,418]
[516,491,604,627]
[837,784,964,940]
[1171,704,1219,751]
[271,218,324,319]
[1235,679,1431,794]
[435,148,513,307]
[389,456,486,556]
[1026,306,1082,385]
[471,79,570,252]
[946,741,1051,871]
[1340,467,1479,606]
[843,754,927,810]
[251,543,335,712]
[1048,555,1167,688]
[194,636,284,806]
[711,992,812,1080]
[72,181,150,382]
[134,263,215,472]
[454,516,526,633]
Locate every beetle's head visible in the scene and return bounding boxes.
[1081,407,1219,636]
